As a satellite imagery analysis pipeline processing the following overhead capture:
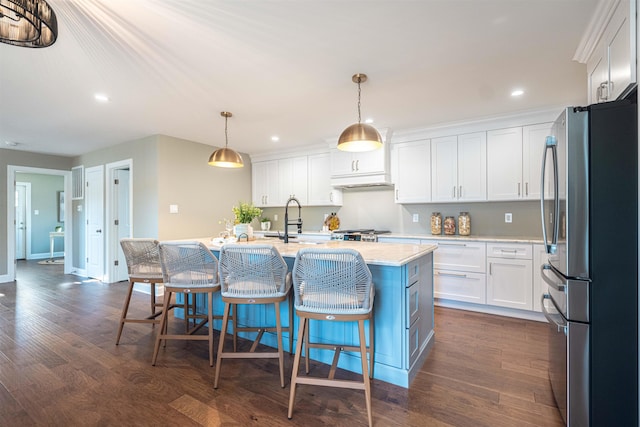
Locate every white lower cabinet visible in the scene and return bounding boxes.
[433,241,486,304]
[486,243,533,310]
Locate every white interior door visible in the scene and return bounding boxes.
[86,166,104,280]
[14,183,28,260]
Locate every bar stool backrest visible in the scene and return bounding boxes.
[218,244,289,297]
[292,248,373,315]
[120,238,162,279]
[158,241,218,286]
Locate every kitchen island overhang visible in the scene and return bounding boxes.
[174,238,437,388]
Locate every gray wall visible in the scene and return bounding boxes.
[16,173,65,255]
[262,188,542,238]
[0,149,72,276]
[156,135,252,240]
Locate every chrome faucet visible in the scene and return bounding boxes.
[283,196,303,243]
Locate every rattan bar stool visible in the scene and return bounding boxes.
[116,238,179,345]
[152,241,221,367]
[214,244,293,389]
[288,248,375,427]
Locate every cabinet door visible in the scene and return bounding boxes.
[308,153,343,206]
[587,38,608,104]
[607,0,634,100]
[394,140,431,203]
[434,269,486,304]
[431,136,457,202]
[354,145,387,175]
[252,160,279,207]
[330,149,354,176]
[278,156,308,205]
[487,257,533,310]
[487,127,523,200]
[457,132,487,201]
[522,123,553,200]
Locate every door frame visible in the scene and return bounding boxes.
[6,166,72,281]
[15,181,32,260]
[106,159,133,283]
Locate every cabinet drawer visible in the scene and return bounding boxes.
[486,243,532,259]
[406,258,420,285]
[407,318,420,367]
[434,269,486,304]
[406,282,419,328]
[433,241,486,273]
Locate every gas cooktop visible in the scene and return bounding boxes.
[331,229,391,235]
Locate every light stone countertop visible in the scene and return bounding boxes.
[193,236,436,267]
[254,230,543,244]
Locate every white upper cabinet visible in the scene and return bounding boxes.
[330,136,392,187]
[488,125,551,201]
[487,127,523,200]
[307,153,343,206]
[586,0,636,103]
[432,132,486,202]
[431,136,458,202]
[455,132,487,201]
[393,140,431,204]
[278,156,308,205]
[252,160,279,207]
[522,122,554,200]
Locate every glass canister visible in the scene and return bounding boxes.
[444,216,456,235]
[458,212,471,236]
[430,212,442,235]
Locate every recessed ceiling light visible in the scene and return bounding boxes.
[511,89,524,97]
[271,136,280,142]
[94,93,110,102]
[364,118,374,124]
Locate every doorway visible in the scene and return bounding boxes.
[6,166,72,281]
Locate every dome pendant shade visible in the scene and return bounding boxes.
[337,73,382,152]
[208,111,244,168]
[338,123,383,152]
[208,147,244,168]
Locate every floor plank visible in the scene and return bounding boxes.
[0,260,564,426]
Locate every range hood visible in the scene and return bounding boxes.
[330,173,393,188]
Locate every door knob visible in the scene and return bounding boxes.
[96,229,102,233]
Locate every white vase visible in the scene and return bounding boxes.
[233,223,253,240]
[260,221,271,231]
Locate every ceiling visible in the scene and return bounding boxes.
[0,0,599,158]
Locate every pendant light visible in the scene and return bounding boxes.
[337,73,383,152]
[0,0,58,48]
[208,112,244,168]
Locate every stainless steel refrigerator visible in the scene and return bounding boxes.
[540,93,638,426]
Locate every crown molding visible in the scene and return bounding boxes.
[573,0,621,63]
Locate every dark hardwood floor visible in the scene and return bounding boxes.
[0,260,563,426]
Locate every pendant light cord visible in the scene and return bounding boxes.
[224,115,229,148]
[357,78,362,124]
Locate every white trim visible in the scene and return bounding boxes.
[6,166,73,282]
[15,181,31,260]
[105,159,133,283]
[573,0,621,63]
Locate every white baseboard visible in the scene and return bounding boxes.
[0,273,12,284]
[28,252,64,260]
[435,298,547,322]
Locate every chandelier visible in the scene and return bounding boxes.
[0,0,58,48]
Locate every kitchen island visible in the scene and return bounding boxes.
[179,237,436,388]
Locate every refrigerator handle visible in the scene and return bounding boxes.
[541,294,567,332]
[540,136,559,254]
[541,264,566,292]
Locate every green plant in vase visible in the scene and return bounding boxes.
[260,217,271,231]
[231,202,262,239]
